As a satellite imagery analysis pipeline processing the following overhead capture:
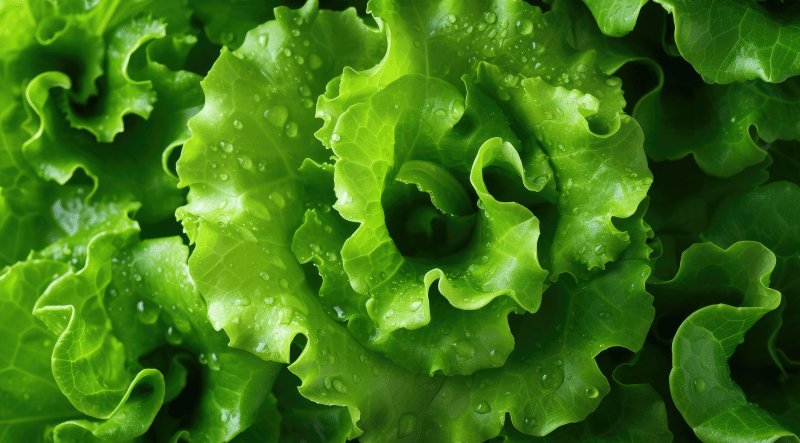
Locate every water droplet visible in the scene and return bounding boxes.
[198,353,208,364]
[269,191,285,208]
[264,105,288,127]
[309,54,322,70]
[453,340,475,358]
[434,108,447,118]
[133,274,142,282]
[233,120,243,129]
[332,378,348,394]
[397,412,418,438]
[235,297,252,307]
[280,278,289,289]
[238,155,253,170]
[360,354,369,364]
[440,326,452,335]
[447,14,457,23]
[285,121,298,137]
[265,296,274,304]
[474,400,491,414]
[585,386,599,398]
[385,309,395,318]
[517,19,533,35]
[258,35,268,46]
[605,77,621,86]
[331,133,341,142]
[324,376,332,389]
[485,12,496,23]
[136,299,159,324]
[208,353,221,371]
[353,373,361,384]
[694,378,706,394]
[166,326,183,345]
[409,299,423,311]
[219,174,229,181]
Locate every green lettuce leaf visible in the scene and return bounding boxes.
[555,0,800,178]
[571,0,800,84]
[580,0,649,37]
[654,241,797,442]
[176,0,386,361]
[21,52,201,222]
[492,349,672,442]
[0,259,84,442]
[176,0,657,440]
[104,237,283,442]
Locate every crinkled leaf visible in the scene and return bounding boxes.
[493,349,672,442]
[105,237,283,442]
[175,0,386,361]
[32,227,166,437]
[292,159,524,376]
[331,74,547,337]
[558,0,800,178]
[22,57,201,222]
[478,65,651,280]
[0,259,82,442]
[655,0,800,84]
[316,0,628,150]
[651,241,798,442]
[581,0,649,37]
[61,16,164,142]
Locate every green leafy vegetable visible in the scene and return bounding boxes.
[2,0,800,441]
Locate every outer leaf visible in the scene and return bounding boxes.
[0,259,82,442]
[652,241,799,442]
[31,226,166,430]
[61,15,164,142]
[656,0,800,84]
[176,0,386,363]
[494,350,672,442]
[22,57,201,222]
[581,0,649,37]
[105,237,283,442]
[635,72,800,177]
[187,0,284,49]
[565,0,800,83]
[702,182,800,375]
[556,0,798,178]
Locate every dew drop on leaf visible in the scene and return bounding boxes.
[332,378,348,394]
[453,340,475,358]
[474,400,491,414]
[694,378,706,394]
[264,105,289,127]
[397,412,418,438]
[517,19,533,35]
